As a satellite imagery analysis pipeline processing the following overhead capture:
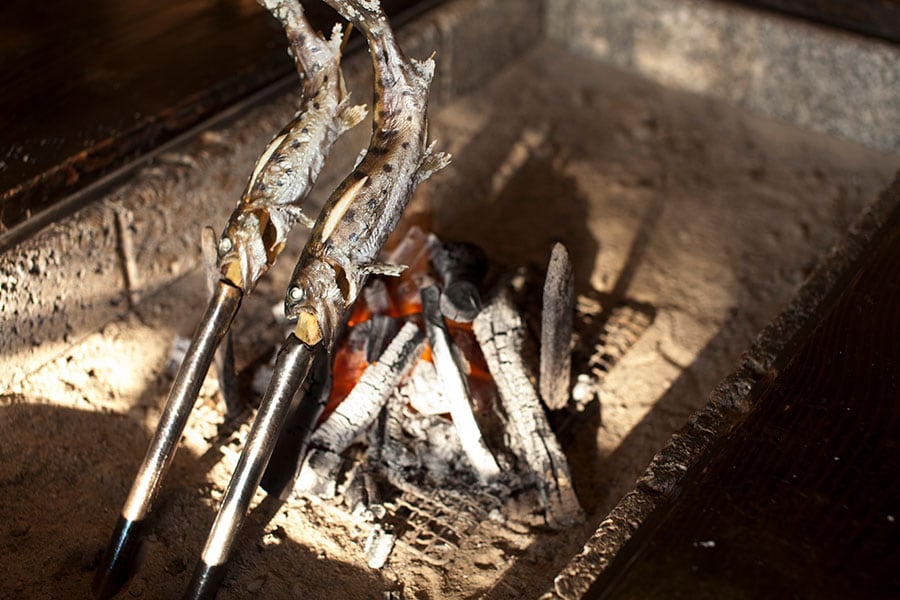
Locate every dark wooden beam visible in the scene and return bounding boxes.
[0,0,430,242]
[730,0,900,43]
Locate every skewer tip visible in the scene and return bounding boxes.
[92,516,144,599]
[184,561,228,600]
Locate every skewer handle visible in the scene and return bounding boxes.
[185,334,314,599]
[94,281,242,599]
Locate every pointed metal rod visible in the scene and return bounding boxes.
[93,281,242,599]
[260,344,332,500]
[185,334,314,600]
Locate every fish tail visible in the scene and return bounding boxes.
[323,0,433,88]
[261,0,339,81]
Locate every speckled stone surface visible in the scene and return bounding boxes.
[546,0,900,153]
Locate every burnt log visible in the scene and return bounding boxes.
[474,290,584,528]
[421,285,501,483]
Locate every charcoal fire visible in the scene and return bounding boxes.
[272,225,587,568]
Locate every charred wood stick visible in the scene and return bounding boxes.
[421,285,501,483]
[473,290,584,528]
[296,321,426,497]
[356,313,403,363]
[540,242,574,411]
[214,332,241,417]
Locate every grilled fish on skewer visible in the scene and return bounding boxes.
[216,0,366,291]
[93,4,362,598]
[186,1,449,595]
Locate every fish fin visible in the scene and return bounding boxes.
[282,204,317,229]
[352,147,368,169]
[326,23,345,57]
[416,141,451,184]
[344,262,407,304]
[410,55,437,85]
[298,213,317,229]
[339,101,367,133]
[362,262,408,278]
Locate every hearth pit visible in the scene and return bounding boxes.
[209,225,653,571]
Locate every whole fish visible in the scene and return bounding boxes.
[284,0,450,347]
[215,0,367,292]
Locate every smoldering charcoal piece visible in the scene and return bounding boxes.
[432,242,488,322]
[363,278,392,315]
[421,285,501,483]
[356,314,402,363]
[296,321,426,497]
[473,290,584,528]
[540,242,574,411]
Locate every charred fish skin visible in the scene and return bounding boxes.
[216,0,367,293]
[285,0,450,348]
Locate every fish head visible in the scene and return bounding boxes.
[217,206,283,292]
[284,258,344,348]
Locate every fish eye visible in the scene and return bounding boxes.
[218,237,233,255]
[287,286,306,302]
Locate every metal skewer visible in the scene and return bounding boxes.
[93,281,242,599]
[94,1,364,594]
[185,334,314,599]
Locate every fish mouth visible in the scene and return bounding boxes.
[294,310,324,346]
[218,236,270,293]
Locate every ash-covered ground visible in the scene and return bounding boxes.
[2,42,897,599]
